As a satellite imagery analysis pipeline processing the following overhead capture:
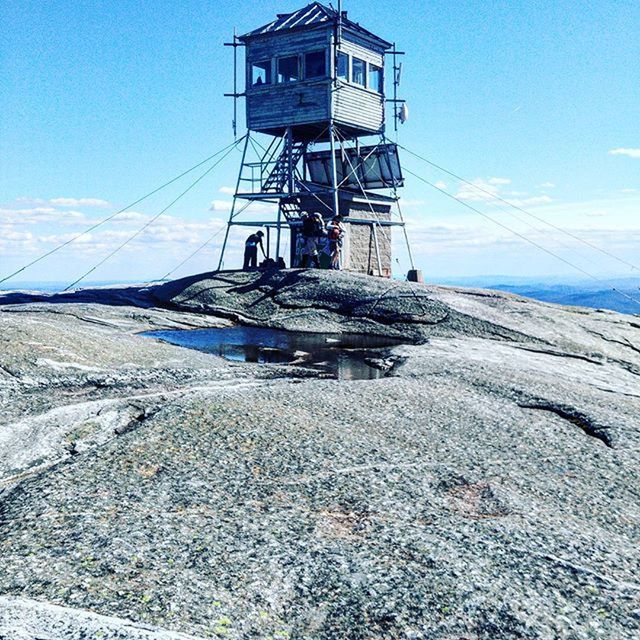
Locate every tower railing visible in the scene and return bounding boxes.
[236,134,307,196]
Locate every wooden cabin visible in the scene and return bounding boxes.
[239,2,392,140]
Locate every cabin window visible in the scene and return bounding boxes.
[337,52,349,81]
[305,51,326,79]
[368,64,383,93]
[251,60,271,86]
[277,56,300,83]
[352,57,366,86]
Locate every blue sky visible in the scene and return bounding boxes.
[1,0,638,284]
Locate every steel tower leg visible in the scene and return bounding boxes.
[275,204,283,262]
[217,133,251,271]
[395,196,415,271]
[328,122,340,217]
[275,127,293,261]
[372,223,383,276]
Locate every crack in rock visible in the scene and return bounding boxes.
[518,401,614,448]
[114,404,160,436]
[0,365,16,379]
[512,345,605,366]
[586,328,640,357]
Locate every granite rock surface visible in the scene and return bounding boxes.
[0,270,639,639]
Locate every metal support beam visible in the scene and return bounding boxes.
[223,31,247,139]
[286,126,294,193]
[217,134,250,271]
[372,223,383,276]
[328,122,340,218]
[342,217,404,227]
[224,221,283,227]
[275,204,283,260]
[394,194,415,270]
[275,127,294,260]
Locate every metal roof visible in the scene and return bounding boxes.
[239,2,392,49]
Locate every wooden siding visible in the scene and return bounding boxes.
[333,82,384,133]
[246,28,331,63]
[338,34,384,67]
[244,24,387,135]
[246,28,332,133]
[341,26,391,56]
[333,31,385,133]
[247,81,331,131]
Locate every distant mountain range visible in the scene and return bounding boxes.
[439,276,640,316]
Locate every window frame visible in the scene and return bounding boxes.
[250,60,272,87]
[304,50,327,80]
[336,51,350,82]
[368,63,383,94]
[276,55,300,84]
[351,56,366,87]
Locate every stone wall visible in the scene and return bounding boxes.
[345,208,392,277]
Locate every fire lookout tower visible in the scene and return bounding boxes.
[219,2,414,277]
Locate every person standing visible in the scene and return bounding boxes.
[243,230,266,270]
[326,215,345,270]
[300,212,325,268]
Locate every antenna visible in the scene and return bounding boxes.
[386,43,407,136]
[224,29,246,139]
[232,28,237,138]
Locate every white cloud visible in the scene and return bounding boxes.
[433,181,448,190]
[456,179,500,202]
[399,198,427,207]
[454,177,552,208]
[539,182,556,189]
[38,232,97,245]
[21,216,227,254]
[621,188,637,194]
[1,229,35,242]
[218,186,235,195]
[0,207,88,225]
[5,206,57,216]
[507,195,553,207]
[14,197,48,206]
[402,220,640,258]
[49,197,111,208]
[209,199,277,215]
[3,188,638,281]
[209,199,233,212]
[112,211,149,223]
[609,148,640,159]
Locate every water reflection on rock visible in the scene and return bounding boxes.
[143,326,405,380]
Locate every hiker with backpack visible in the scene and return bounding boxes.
[300,212,325,268]
[243,230,266,270]
[326,215,345,270]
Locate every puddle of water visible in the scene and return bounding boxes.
[143,326,404,380]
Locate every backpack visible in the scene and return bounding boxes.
[302,215,317,237]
